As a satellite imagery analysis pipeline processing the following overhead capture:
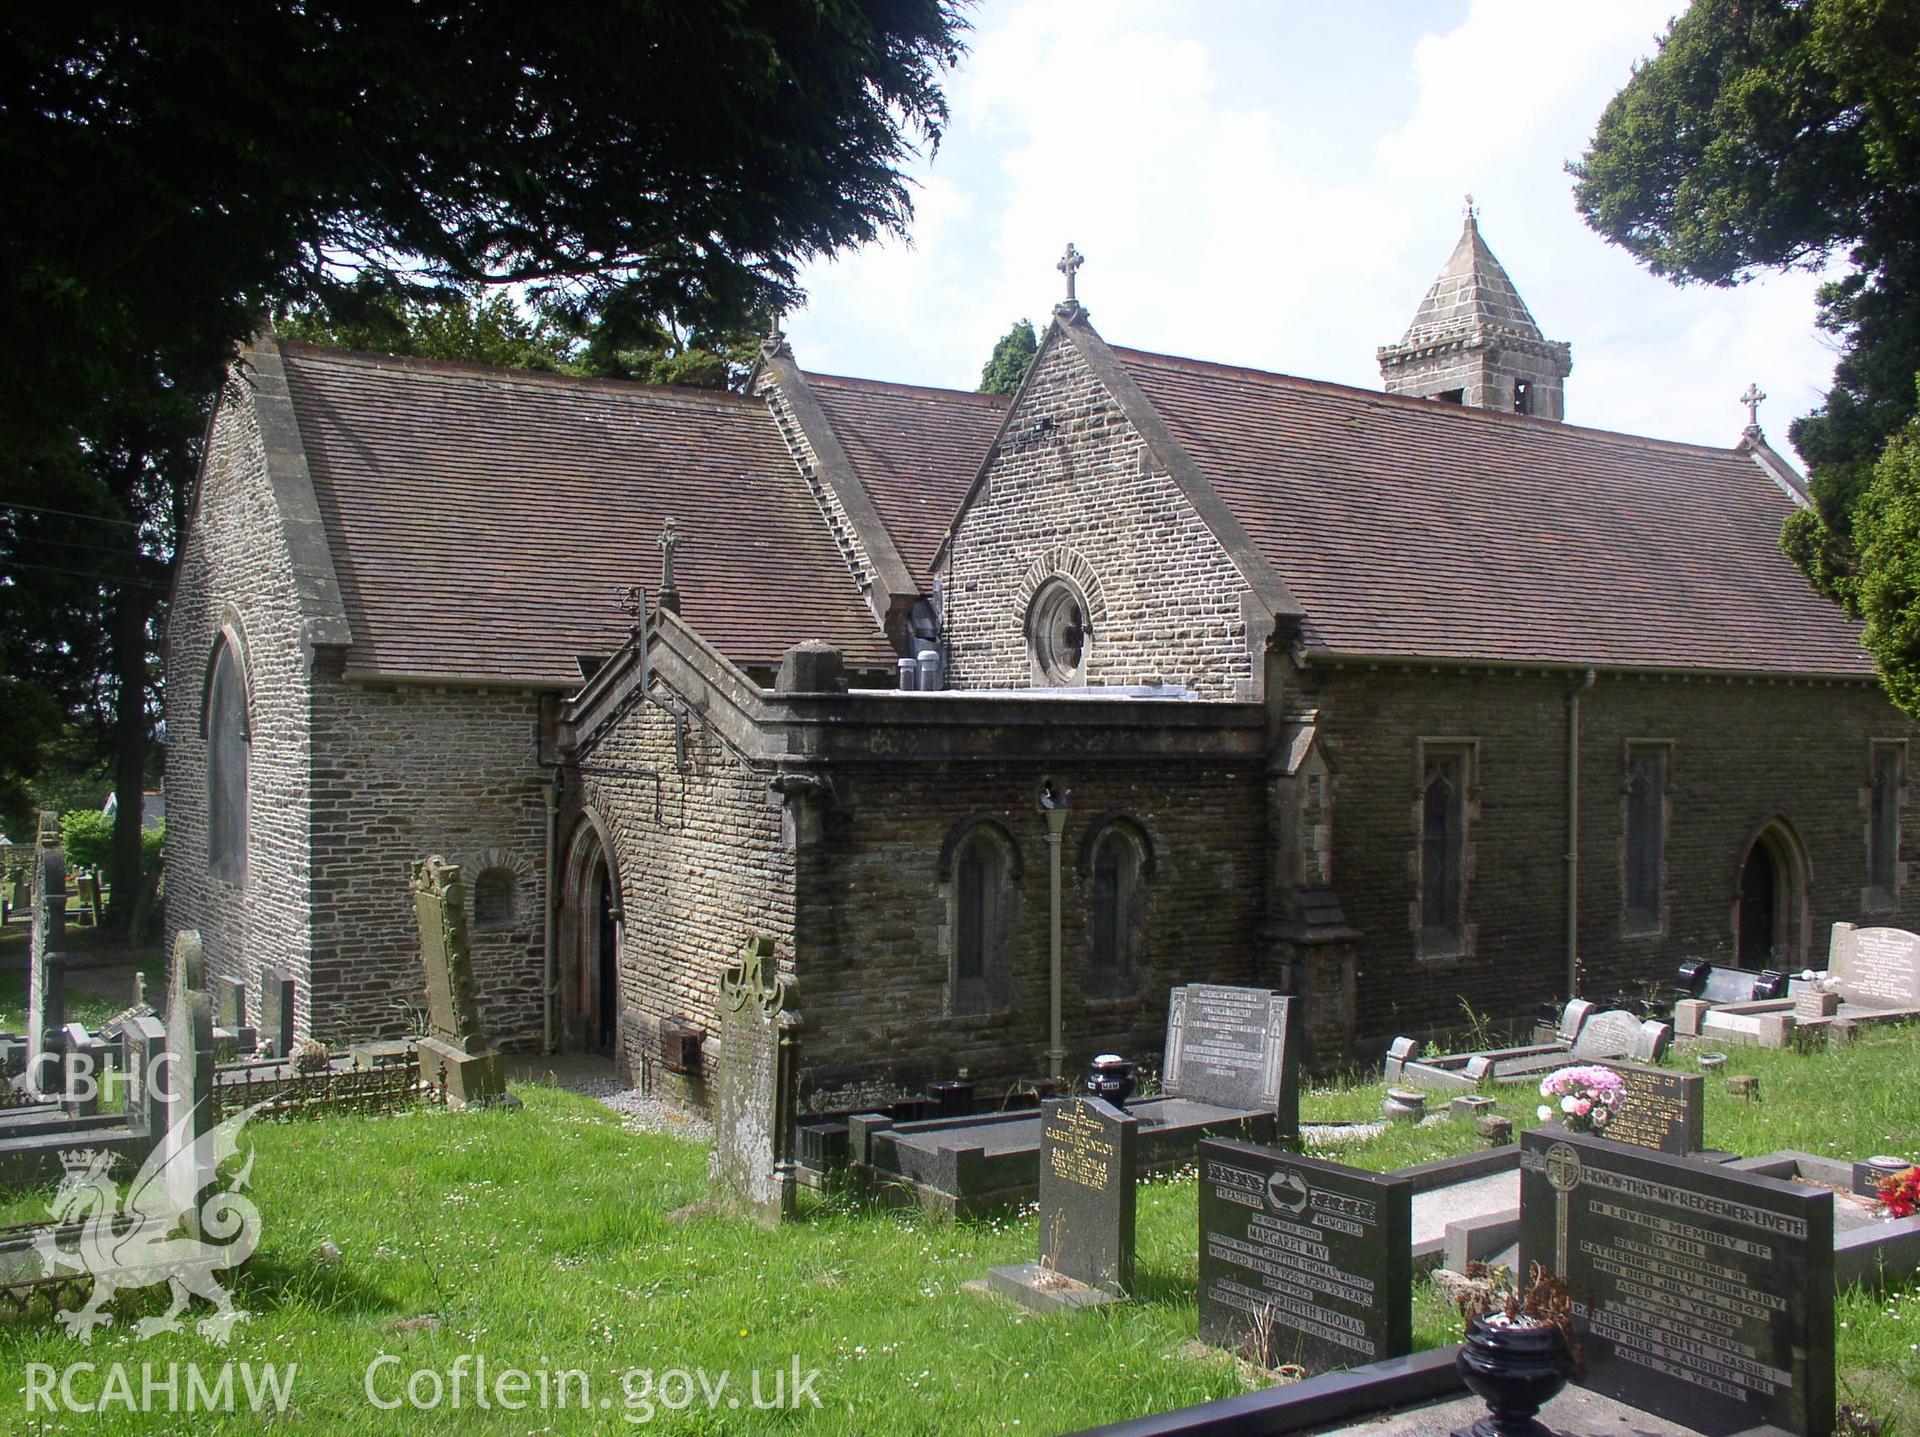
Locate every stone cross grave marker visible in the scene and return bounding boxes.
[1519,1126,1833,1436]
[1591,1060,1704,1155]
[1826,922,1920,1011]
[1163,984,1299,1140]
[410,856,512,1108]
[161,974,217,1226]
[1197,1139,1412,1375]
[710,934,800,1225]
[27,845,68,1094]
[258,967,297,1061]
[988,1095,1138,1311]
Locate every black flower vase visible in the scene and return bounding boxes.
[1453,1314,1574,1437]
[1085,1055,1136,1108]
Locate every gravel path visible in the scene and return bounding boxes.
[597,1085,714,1143]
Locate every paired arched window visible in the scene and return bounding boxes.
[205,637,249,884]
[472,867,519,931]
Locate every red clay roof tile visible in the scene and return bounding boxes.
[279,344,894,684]
[801,371,1007,584]
[1113,345,1872,675]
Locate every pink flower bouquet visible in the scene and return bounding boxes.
[1536,1065,1627,1134]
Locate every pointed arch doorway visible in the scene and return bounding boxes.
[1734,819,1810,971]
[559,814,623,1055]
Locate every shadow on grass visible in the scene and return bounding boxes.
[1130,1261,1199,1309]
[0,1248,394,1343]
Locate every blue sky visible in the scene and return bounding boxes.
[786,1,1837,457]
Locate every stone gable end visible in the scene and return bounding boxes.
[942,334,1255,699]
[165,384,317,1029]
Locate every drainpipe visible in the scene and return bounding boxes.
[1565,670,1596,1001]
[542,770,561,1054]
[1041,785,1069,1084]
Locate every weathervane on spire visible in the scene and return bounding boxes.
[1464,193,1477,219]
[1741,382,1767,433]
[1057,243,1084,305]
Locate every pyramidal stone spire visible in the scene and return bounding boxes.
[1377,203,1572,420]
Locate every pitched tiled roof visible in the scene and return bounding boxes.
[802,372,1008,584]
[1112,346,1873,675]
[278,344,893,684]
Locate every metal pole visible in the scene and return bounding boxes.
[1565,670,1595,1001]
[1045,806,1068,1083]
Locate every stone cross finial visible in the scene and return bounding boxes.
[1057,243,1084,304]
[657,517,681,615]
[1741,382,1766,431]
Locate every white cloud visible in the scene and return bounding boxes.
[787,0,1839,459]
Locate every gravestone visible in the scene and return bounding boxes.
[74,870,101,927]
[161,974,218,1226]
[1826,923,1920,1011]
[1163,984,1299,1139]
[1196,1139,1412,1375]
[1592,1061,1704,1155]
[120,1014,169,1136]
[258,967,297,1060]
[410,856,513,1108]
[710,934,801,1225]
[27,846,68,1097]
[1519,1126,1833,1437]
[988,1096,1138,1311]
[216,976,246,1032]
[1570,1008,1654,1062]
[167,929,206,1009]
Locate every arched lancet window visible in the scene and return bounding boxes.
[945,820,1019,1014]
[1419,747,1468,955]
[205,637,249,884]
[1085,819,1150,988]
[472,867,518,931]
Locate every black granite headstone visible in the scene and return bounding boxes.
[1039,1096,1137,1294]
[1164,984,1299,1139]
[1197,1139,1412,1375]
[1592,1061,1704,1155]
[1518,1126,1833,1437]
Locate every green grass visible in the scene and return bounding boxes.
[0,1019,1911,1431]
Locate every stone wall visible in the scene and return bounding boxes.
[575,696,796,1108]
[164,387,316,1024]
[942,334,1254,699]
[307,665,551,1048]
[792,756,1267,1106]
[1301,661,1920,1052]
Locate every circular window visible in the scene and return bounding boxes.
[1028,579,1089,686]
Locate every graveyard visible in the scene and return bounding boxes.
[1,856,1919,1434]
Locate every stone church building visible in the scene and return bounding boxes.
[166,215,1920,1107]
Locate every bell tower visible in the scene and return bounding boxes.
[1377,201,1572,420]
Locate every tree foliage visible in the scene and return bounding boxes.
[1572,0,1920,601]
[1,2,965,913]
[980,319,1039,395]
[276,280,578,373]
[1855,410,1920,715]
